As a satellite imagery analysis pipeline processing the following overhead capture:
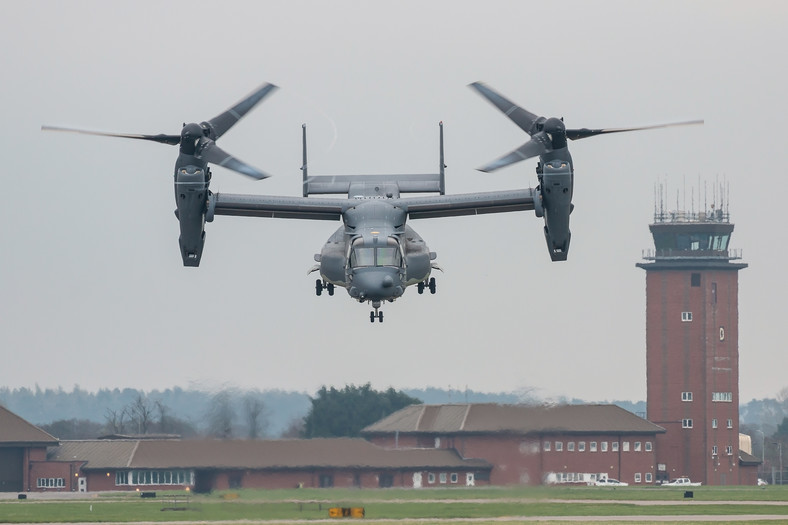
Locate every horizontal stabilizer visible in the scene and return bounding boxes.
[304,173,444,197]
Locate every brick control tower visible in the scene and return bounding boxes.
[637,188,747,485]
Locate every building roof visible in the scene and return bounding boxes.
[49,437,490,471]
[0,405,58,446]
[362,403,666,436]
[739,450,761,466]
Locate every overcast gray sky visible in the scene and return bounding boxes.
[2,0,786,403]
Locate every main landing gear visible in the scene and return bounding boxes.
[417,277,437,295]
[315,279,334,296]
[370,301,383,323]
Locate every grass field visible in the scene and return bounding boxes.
[1,485,787,524]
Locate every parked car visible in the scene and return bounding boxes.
[661,477,701,487]
[593,478,629,487]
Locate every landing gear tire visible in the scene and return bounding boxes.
[418,282,425,294]
[327,283,334,296]
[369,311,383,323]
[315,279,323,296]
[429,277,436,294]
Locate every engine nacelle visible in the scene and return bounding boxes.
[538,160,572,262]
[174,166,209,267]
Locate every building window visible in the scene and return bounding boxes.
[612,442,619,452]
[645,441,653,452]
[124,470,193,486]
[439,473,447,484]
[712,392,733,402]
[691,273,701,287]
[427,473,435,484]
[634,473,642,483]
[682,419,694,428]
[681,311,693,322]
[601,441,608,452]
[37,478,65,488]
[544,441,551,451]
[450,473,458,484]
[567,442,575,452]
[712,418,718,429]
[434,437,441,448]
[555,441,563,452]
[623,441,630,452]
[727,419,733,429]
[578,442,586,452]
[634,441,642,452]
[726,445,733,456]
[645,473,653,483]
[682,392,693,402]
[720,326,725,341]
[590,441,597,452]
[712,445,718,456]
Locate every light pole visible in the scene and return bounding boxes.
[756,430,765,462]
[774,442,783,485]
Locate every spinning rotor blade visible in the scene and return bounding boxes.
[566,120,704,140]
[478,134,552,173]
[198,140,271,180]
[208,82,278,139]
[469,82,541,135]
[41,125,181,145]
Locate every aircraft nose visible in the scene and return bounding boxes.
[351,269,402,301]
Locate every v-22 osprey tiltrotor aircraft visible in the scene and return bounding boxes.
[43,82,700,322]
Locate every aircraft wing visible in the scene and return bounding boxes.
[211,193,348,221]
[396,188,535,219]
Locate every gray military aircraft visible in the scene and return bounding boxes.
[469,82,703,261]
[213,121,536,322]
[44,82,697,322]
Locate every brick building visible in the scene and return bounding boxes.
[28,434,491,493]
[637,203,756,485]
[362,403,665,486]
[0,406,59,492]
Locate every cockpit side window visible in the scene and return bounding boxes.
[350,247,375,268]
[376,247,402,267]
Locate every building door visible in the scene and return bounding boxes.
[412,472,422,489]
[0,448,23,492]
[466,473,475,486]
[78,477,87,492]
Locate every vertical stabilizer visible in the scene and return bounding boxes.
[301,124,309,197]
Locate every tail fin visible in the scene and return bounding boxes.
[439,121,445,195]
[301,123,308,197]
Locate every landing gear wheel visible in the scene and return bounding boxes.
[327,283,334,296]
[315,279,323,296]
[370,310,384,323]
[429,277,436,294]
[418,282,425,294]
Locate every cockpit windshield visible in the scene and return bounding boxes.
[350,239,403,268]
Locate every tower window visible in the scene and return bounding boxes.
[681,392,693,402]
[712,418,718,429]
[691,273,701,287]
[681,312,693,322]
[682,419,693,428]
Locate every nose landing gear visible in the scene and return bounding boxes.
[370,301,383,323]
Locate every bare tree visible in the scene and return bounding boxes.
[104,407,128,434]
[243,392,268,439]
[129,394,155,434]
[207,389,236,439]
